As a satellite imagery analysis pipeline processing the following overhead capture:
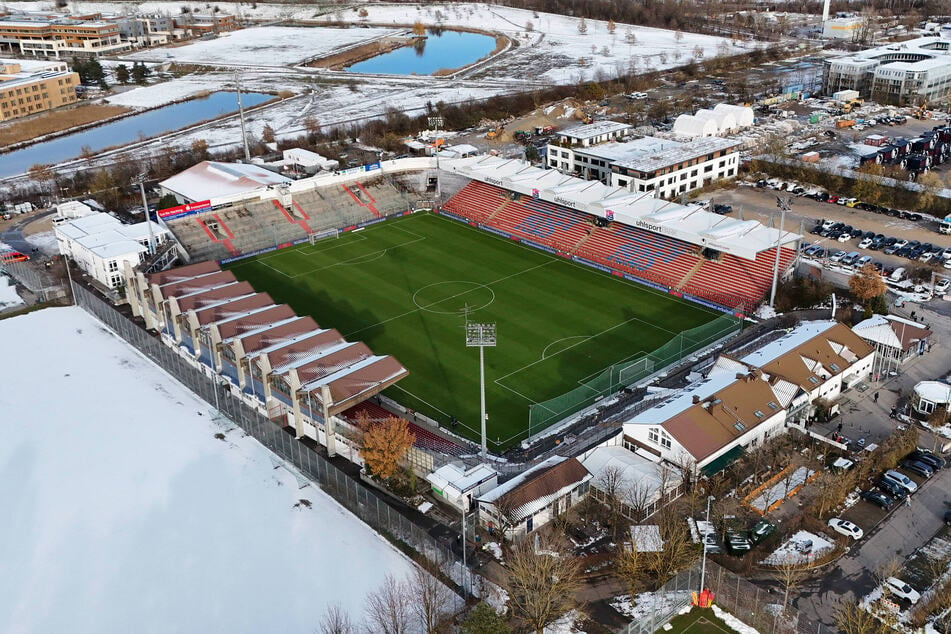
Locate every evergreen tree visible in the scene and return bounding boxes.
[115,64,130,85]
[132,62,148,85]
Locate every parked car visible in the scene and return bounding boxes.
[900,459,934,478]
[859,490,894,509]
[883,470,918,493]
[884,577,921,604]
[827,518,864,540]
[858,237,873,249]
[726,530,752,555]
[876,476,907,499]
[750,520,776,544]
[934,278,950,296]
[907,449,945,470]
[830,250,847,263]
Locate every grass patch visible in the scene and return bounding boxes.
[0,104,130,147]
[661,608,738,633]
[226,212,718,449]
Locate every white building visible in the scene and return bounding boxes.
[282,148,339,175]
[823,36,951,105]
[619,320,874,475]
[822,16,864,40]
[426,463,498,512]
[911,380,951,417]
[54,212,169,290]
[546,122,741,198]
[476,456,591,539]
[852,313,931,379]
[673,104,754,139]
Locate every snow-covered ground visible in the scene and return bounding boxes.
[23,230,58,257]
[126,25,398,66]
[761,530,834,565]
[747,466,814,513]
[0,274,23,309]
[0,307,425,634]
[712,605,760,633]
[610,590,692,620]
[105,78,219,109]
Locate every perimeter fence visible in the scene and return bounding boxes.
[527,311,743,435]
[72,283,465,598]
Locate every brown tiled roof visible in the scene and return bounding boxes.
[263,329,346,370]
[193,293,273,326]
[157,270,236,300]
[147,261,220,286]
[214,305,297,341]
[324,356,409,414]
[663,373,781,462]
[890,320,931,349]
[173,281,255,312]
[236,317,320,356]
[758,322,873,391]
[491,457,590,520]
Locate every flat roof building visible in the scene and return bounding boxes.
[823,36,951,105]
[0,58,79,121]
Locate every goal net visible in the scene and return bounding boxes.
[308,228,339,245]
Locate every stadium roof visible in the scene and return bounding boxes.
[444,155,799,260]
[159,161,291,203]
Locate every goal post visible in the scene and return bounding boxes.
[308,228,339,245]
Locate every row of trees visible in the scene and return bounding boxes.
[114,62,153,86]
[71,57,108,89]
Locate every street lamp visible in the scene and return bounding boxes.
[699,495,715,594]
[465,319,496,459]
[768,196,790,309]
[133,171,155,256]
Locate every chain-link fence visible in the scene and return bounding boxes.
[72,282,465,596]
[616,561,833,634]
[527,311,742,434]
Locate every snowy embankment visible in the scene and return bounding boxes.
[0,274,23,309]
[0,307,421,634]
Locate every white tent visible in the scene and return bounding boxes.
[672,114,717,138]
[714,103,754,128]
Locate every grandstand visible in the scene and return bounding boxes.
[161,176,414,263]
[440,156,799,312]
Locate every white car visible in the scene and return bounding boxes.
[827,518,864,540]
[858,237,873,249]
[830,250,847,262]
[893,239,909,249]
[837,232,852,242]
[884,577,921,604]
[935,278,950,295]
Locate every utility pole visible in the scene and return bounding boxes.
[699,495,715,594]
[769,196,790,309]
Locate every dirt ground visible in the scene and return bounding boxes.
[0,103,131,148]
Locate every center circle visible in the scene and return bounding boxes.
[412,281,496,315]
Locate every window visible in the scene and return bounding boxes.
[767,401,778,410]
[830,363,840,372]
[107,259,119,272]
[753,410,764,418]
[648,427,672,449]
[733,422,746,432]
[808,376,820,385]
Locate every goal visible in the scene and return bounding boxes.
[308,228,339,245]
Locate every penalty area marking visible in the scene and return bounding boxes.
[540,335,589,360]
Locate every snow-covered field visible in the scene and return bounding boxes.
[610,590,692,620]
[126,25,398,66]
[0,307,422,634]
[23,230,58,256]
[0,274,23,309]
[105,78,218,108]
[761,530,834,565]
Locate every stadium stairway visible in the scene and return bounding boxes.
[675,258,706,291]
[196,215,238,257]
[272,199,313,234]
[342,183,381,218]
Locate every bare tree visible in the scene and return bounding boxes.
[409,565,454,634]
[835,598,892,634]
[616,543,649,597]
[504,538,582,634]
[626,481,654,523]
[595,465,629,536]
[647,517,699,583]
[319,602,357,634]
[772,555,807,614]
[365,574,411,634]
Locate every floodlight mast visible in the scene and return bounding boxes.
[769,196,791,309]
[465,319,496,459]
[428,115,443,205]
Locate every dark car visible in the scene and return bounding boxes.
[713,204,733,215]
[907,450,945,471]
[726,530,752,555]
[945,510,951,526]
[900,459,934,478]
[750,520,776,544]
[877,477,908,499]
[860,490,894,509]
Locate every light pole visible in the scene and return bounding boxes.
[769,196,790,309]
[134,171,155,255]
[428,115,443,205]
[461,506,469,598]
[699,495,715,595]
[465,320,496,459]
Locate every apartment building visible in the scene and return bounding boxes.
[0,58,79,121]
[0,12,129,58]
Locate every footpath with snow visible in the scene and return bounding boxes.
[0,307,422,634]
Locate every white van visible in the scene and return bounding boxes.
[889,267,906,283]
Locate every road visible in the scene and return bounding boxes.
[0,208,54,255]
[793,464,950,628]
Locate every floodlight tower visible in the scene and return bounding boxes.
[465,319,496,459]
[134,170,154,255]
[769,196,791,309]
[428,115,443,204]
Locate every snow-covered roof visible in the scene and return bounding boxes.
[581,445,666,499]
[625,372,739,425]
[828,36,951,75]
[478,456,591,522]
[443,155,799,260]
[159,161,292,202]
[611,136,741,174]
[426,463,498,496]
[740,321,838,368]
[914,380,951,404]
[558,120,631,140]
[852,314,931,350]
[574,137,681,163]
[54,211,168,260]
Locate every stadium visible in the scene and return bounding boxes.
[131,155,800,458]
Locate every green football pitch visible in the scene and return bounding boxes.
[226,212,723,449]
